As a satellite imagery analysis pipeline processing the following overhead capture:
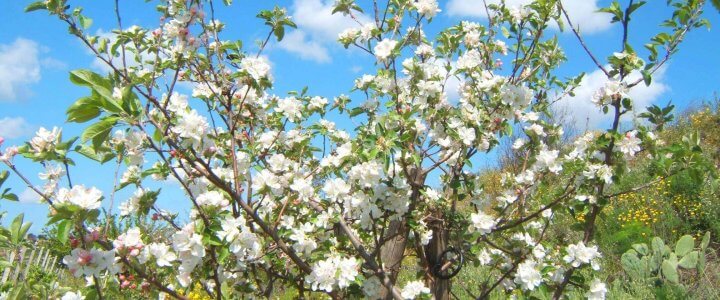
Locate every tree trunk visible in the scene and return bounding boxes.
[379,219,410,299]
[425,218,450,300]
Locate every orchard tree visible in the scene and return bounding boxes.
[1,0,717,299]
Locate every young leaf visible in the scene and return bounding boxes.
[24,1,46,12]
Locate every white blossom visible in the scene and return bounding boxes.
[241,56,270,80]
[306,256,359,292]
[322,178,351,200]
[535,149,562,174]
[470,211,497,235]
[413,0,441,18]
[56,185,103,210]
[276,96,304,122]
[61,291,85,300]
[617,130,642,157]
[457,49,482,70]
[514,259,543,291]
[30,127,61,153]
[586,278,608,300]
[63,248,118,277]
[173,110,209,142]
[196,190,229,208]
[401,280,430,299]
[374,39,398,61]
[564,242,602,270]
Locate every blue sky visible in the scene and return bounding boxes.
[1,0,719,232]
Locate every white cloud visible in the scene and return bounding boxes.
[292,0,364,41]
[41,57,68,70]
[280,0,371,63]
[0,117,34,139]
[18,188,42,204]
[278,30,331,63]
[447,0,613,34]
[554,65,669,128]
[0,38,41,101]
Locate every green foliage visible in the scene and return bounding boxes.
[0,214,32,246]
[621,233,710,285]
[256,6,297,41]
[0,171,18,202]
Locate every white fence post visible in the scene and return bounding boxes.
[1,250,16,283]
[21,247,36,280]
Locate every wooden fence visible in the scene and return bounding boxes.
[1,246,61,284]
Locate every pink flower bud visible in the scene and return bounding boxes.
[78,250,93,265]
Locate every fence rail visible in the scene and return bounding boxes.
[1,246,61,284]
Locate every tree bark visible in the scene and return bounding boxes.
[425,218,450,300]
[379,219,410,299]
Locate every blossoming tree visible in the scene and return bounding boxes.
[1,0,716,299]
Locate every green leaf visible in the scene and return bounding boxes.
[651,236,665,252]
[57,220,72,245]
[701,232,711,251]
[675,235,695,256]
[661,260,679,284]
[67,96,101,123]
[69,70,124,114]
[24,1,46,12]
[678,251,699,269]
[621,251,644,280]
[641,70,652,86]
[632,243,649,256]
[223,0,232,5]
[0,171,8,187]
[1,193,18,202]
[10,214,29,244]
[81,117,119,149]
[78,15,93,29]
[75,144,115,164]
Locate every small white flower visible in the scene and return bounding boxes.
[173,110,209,142]
[563,242,602,270]
[535,149,562,174]
[147,243,177,267]
[514,259,543,291]
[401,280,430,299]
[413,0,441,18]
[591,80,627,107]
[56,185,103,210]
[196,190,229,208]
[586,278,608,300]
[457,49,482,70]
[30,127,61,153]
[374,39,398,61]
[61,291,85,300]
[241,56,271,80]
[617,130,642,157]
[470,211,497,235]
[276,96,304,122]
[457,126,476,146]
[306,256,359,292]
[322,178,351,200]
